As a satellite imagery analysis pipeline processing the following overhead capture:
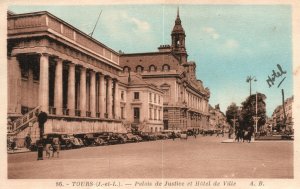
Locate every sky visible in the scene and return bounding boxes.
[9,5,293,117]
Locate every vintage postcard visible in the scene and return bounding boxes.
[1,0,299,189]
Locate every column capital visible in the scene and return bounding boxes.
[52,56,63,62]
[67,62,76,68]
[87,68,96,73]
[104,75,112,80]
[112,78,119,82]
[77,65,87,70]
[38,52,51,58]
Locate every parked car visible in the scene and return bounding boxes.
[125,133,140,143]
[43,133,68,149]
[180,131,188,140]
[155,133,168,140]
[61,134,84,149]
[138,132,153,141]
[73,133,105,146]
[107,133,126,145]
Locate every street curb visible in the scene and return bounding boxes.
[221,139,294,143]
[7,149,31,154]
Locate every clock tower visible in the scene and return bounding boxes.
[171,7,188,64]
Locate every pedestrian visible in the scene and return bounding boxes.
[24,134,32,149]
[45,136,52,158]
[52,136,60,158]
[172,131,176,141]
[10,137,16,152]
[194,132,197,139]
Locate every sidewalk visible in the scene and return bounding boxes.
[7,148,31,154]
[222,138,294,143]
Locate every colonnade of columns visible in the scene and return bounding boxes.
[38,53,120,119]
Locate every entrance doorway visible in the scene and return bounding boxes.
[133,108,140,123]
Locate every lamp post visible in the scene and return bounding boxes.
[231,115,238,139]
[252,92,260,140]
[246,76,257,96]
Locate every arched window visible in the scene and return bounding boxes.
[162,64,170,72]
[136,65,144,73]
[123,66,130,73]
[149,65,156,72]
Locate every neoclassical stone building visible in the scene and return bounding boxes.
[119,9,210,132]
[7,11,128,141]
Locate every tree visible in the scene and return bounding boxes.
[240,93,267,131]
[225,103,240,128]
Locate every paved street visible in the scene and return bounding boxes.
[8,136,293,179]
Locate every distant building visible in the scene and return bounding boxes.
[271,96,293,131]
[119,8,210,132]
[209,105,229,131]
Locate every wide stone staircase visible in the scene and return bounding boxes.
[7,106,41,148]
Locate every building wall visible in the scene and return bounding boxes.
[123,87,164,132]
[7,11,126,137]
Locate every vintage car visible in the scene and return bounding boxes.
[138,132,155,141]
[125,133,141,143]
[42,132,81,150]
[73,133,105,146]
[180,131,188,140]
[106,133,126,145]
[155,133,169,140]
[61,134,84,149]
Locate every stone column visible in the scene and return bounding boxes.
[39,53,49,113]
[80,66,86,116]
[54,58,63,115]
[67,63,75,116]
[90,70,96,117]
[99,73,106,118]
[8,56,21,114]
[106,76,112,119]
[114,79,120,119]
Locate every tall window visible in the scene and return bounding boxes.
[134,92,139,100]
[149,108,152,120]
[121,91,124,100]
[158,109,161,120]
[149,93,152,102]
[158,96,160,104]
[121,107,125,119]
[154,94,156,103]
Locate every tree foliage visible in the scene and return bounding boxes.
[240,93,267,131]
[225,103,240,127]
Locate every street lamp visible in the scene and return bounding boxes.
[252,92,261,140]
[246,76,257,96]
[230,115,238,139]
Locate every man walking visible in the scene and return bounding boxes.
[25,134,32,149]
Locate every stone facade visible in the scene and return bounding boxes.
[209,105,229,132]
[271,96,294,131]
[7,11,125,140]
[7,8,207,145]
[7,11,165,144]
[119,9,210,132]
